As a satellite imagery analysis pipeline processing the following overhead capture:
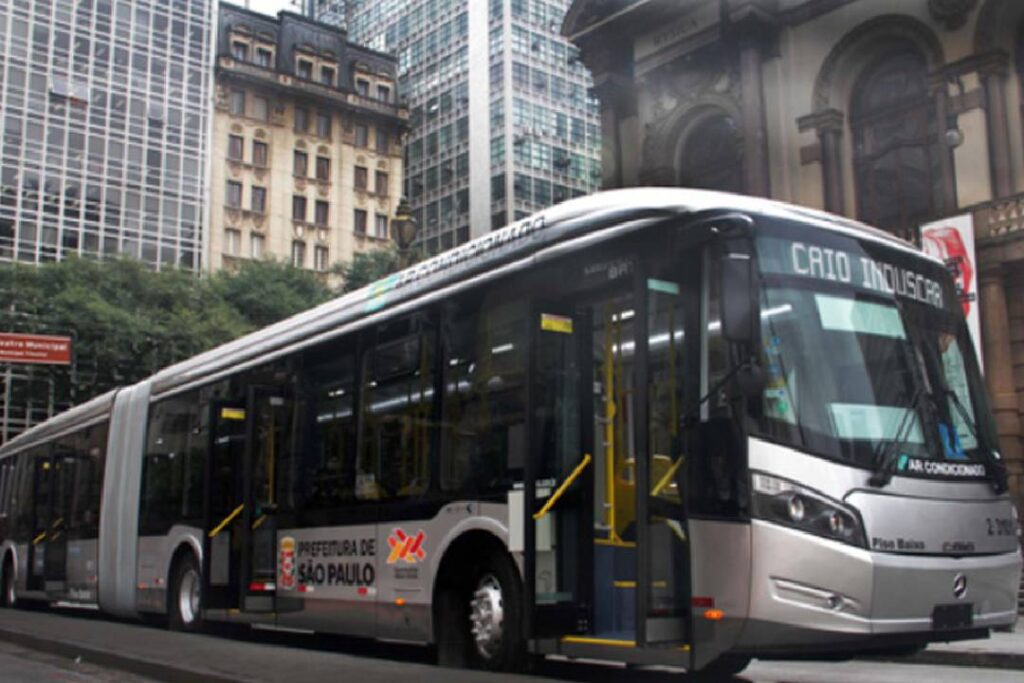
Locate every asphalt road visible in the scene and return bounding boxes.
[1,606,1020,683]
[0,640,155,683]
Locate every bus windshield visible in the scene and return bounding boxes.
[751,221,998,479]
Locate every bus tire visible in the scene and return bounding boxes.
[1,556,15,608]
[464,551,523,671]
[168,554,203,633]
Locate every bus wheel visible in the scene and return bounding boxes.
[465,553,523,671]
[169,555,203,632]
[1,557,15,608]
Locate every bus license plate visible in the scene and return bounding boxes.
[931,604,973,630]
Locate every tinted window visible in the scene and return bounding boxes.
[441,298,527,493]
[139,392,205,535]
[359,316,438,500]
[285,345,357,513]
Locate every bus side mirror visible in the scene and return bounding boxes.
[719,239,766,400]
[719,240,760,347]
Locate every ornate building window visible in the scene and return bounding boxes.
[678,113,744,193]
[851,50,943,237]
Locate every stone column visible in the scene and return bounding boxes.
[598,96,623,189]
[738,36,770,197]
[585,42,636,190]
[797,109,845,215]
[931,79,958,215]
[979,56,1014,198]
[979,263,1023,495]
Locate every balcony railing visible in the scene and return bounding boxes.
[970,193,1024,242]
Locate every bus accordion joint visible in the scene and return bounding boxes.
[533,453,592,521]
[209,503,244,538]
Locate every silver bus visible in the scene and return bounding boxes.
[0,189,1020,677]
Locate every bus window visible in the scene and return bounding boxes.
[440,298,527,494]
[359,316,438,501]
[291,349,356,512]
[140,393,204,536]
[0,460,10,518]
[68,423,107,539]
[10,454,31,541]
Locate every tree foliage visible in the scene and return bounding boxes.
[0,257,331,404]
[333,244,408,293]
[0,245,416,413]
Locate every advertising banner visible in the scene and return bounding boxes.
[0,333,72,366]
[920,214,982,370]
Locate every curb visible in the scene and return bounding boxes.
[876,648,1024,671]
[0,625,244,683]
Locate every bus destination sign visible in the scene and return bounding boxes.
[0,333,72,366]
[759,238,946,310]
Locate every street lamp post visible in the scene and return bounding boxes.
[390,197,419,267]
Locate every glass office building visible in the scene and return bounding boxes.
[0,0,215,444]
[0,0,215,270]
[315,0,600,253]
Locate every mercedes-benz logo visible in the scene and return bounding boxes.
[952,573,968,600]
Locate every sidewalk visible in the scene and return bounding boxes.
[0,607,545,683]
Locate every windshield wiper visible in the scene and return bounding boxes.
[869,387,926,488]
[941,387,1008,494]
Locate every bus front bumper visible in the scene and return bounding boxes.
[739,520,1021,650]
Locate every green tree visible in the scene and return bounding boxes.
[0,257,334,407]
[333,244,409,293]
[209,258,333,328]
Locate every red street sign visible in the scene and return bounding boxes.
[0,333,72,366]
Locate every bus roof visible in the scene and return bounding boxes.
[1,188,929,452]
[0,388,117,457]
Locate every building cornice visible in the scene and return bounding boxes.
[216,58,409,127]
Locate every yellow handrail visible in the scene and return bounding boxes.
[209,504,244,538]
[651,455,685,497]
[533,453,592,521]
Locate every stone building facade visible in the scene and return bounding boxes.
[211,3,407,275]
[564,0,1024,502]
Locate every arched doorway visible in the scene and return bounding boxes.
[677,113,744,193]
[850,50,945,239]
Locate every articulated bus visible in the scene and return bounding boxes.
[0,189,1020,677]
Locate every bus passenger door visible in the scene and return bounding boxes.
[525,302,595,639]
[239,387,291,612]
[43,452,74,592]
[28,454,52,592]
[203,400,247,611]
[639,272,693,654]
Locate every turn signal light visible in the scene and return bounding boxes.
[703,609,725,621]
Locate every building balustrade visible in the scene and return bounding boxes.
[969,193,1024,242]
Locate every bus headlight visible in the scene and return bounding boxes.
[751,472,866,548]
